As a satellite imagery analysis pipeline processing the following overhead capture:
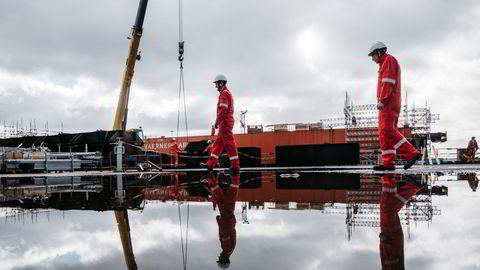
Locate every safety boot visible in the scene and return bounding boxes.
[404,153,422,170]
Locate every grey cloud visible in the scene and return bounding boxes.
[1,0,480,142]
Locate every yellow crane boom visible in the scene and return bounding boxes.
[112,0,149,131]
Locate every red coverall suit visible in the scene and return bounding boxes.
[379,175,422,270]
[207,87,240,172]
[169,141,181,166]
[377,53,419,168]
[467,139,478,162]
[205,143,220,167]
[206,173,240,263]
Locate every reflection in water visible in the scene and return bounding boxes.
[344,174,444,241]
[115,208,137,270]
[458,173,479,192]
[0,171,459,269]
[204,172,239,267]
[0,175,144,270]
[379,174,423,270]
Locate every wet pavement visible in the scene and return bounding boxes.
[0,171,479,270]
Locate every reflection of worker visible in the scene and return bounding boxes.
[169,138,181,167]
[466,173,479,192]
[379,174,422,269]
[205,172,240,268]
[206,75,240,175]
[467,137,478,162]
[369,41,421,171]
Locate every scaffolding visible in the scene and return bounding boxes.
[259,92,440,164]
[319,92,441,165]
[1,120,63,139]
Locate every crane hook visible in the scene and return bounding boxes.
[178,41,185,62]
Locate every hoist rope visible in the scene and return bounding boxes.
[177,201,190,270]
[176,1,189,269]
[176,0,189,142]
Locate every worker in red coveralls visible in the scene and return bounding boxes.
[467,137,478,162]
[206,75,240,175]
[369,41,422,171]
[203,140,220,168]
[169,138,181,167]
[204,172,240,268]
[205,140,214,154]
[379,174,423,269]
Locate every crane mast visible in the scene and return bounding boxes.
[112,0,148,131]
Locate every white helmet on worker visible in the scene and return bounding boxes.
[213,74,227,83]
[171,138,176,141]
[368,41,387,56]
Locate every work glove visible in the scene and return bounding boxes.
[377,101,384,110]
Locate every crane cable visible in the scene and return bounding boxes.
[176,1,190,270]
[177,201,189,270]
[176,0,189,142]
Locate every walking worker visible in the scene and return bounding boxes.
[202,140,220,167]
[206,74,240,175]
[204,140,214,154]
[368,41,421,171]
[169,138,181,167]
[467,136,478,162]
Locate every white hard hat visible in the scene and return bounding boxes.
[213,74,227,83]
[368,41,387,56]
[171,138,176,141]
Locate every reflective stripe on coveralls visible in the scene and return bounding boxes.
[381,138,408,156]
[381,78,396,84]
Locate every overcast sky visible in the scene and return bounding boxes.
[0,1,479,147]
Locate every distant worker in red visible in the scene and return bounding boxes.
[369,41,422,171]
[379,174,423,269]
[206,74,240,175]
[169,138,181,167]
[466,137,478,162]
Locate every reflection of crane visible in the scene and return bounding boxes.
[115,208,138,270]
[112,0,149,269]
